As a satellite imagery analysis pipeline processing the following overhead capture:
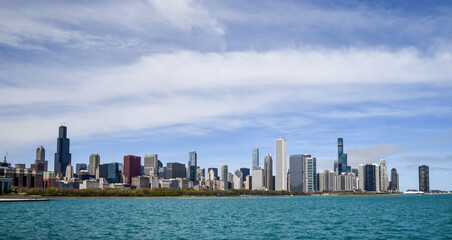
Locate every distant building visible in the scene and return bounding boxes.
[144,154,159,177]
[289,154,304,191]
[159,167,167,179]
[380,159,389,192]
[88,154,100,176]
[75,163,87,177]
[275,138,287,191]
[252,167,265,190]
[337,138,350,174]
[124,155,141,184]
[132,176,150,189]
[220,165,228,190]
[304,157,317,192]
[31,146,48,171]
[362,163,381,192]
[240,168,250,181]
[0,176,12,194]
[65,165,74,179]
[160,179,179,189]
[78,170,90,181]
[54,125,72,177]
[233,169,243,189]
[207,168,219,180]
[188,151,197,184]
[388,168,399,192]
[252,148,259,170]
[166,162,186,179]
[419,165,429,192]
[264,153,274,190]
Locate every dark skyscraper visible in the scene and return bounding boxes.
[289,154,303,191]
[167,162,186,179]
[389,168,399,192]
[264,152,273,190]
[364,164,377,191]
[337,138,350,174]
[188,151,197,183]
[419,165,429,192]
[54,125,71,177]
[124,155,141,184]
[240,168,250,181]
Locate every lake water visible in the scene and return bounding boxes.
[1,195,451,239]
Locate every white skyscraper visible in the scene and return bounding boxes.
[233,169,243,189]
[358,164,365,191]
[144,154,159,177]
[275,138,287,191]
[252,167,265,190]
[380,159,388,192]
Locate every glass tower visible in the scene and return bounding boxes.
[252,148,259,170]
[54,125,71,177]
[188,151,197,183]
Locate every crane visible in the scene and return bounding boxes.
[3,151,7,162]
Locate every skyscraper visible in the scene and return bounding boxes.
[207,168,219,180]
[166,162,186,179]
[188,151,197,184]
[380,159,389,192]
[75,163,87,177]
[240,168,250,181]
[289,154,303,191]
[221,165,228,190]
[88,154,100,176]
[337,138,350,174]
[252,148,259,170]
[54,125,71,177]
[275,138,287,191]
[419,165,429,192]
[144,154,159,177]
[65,164,74,179]
[31,146,48,171]
[264,152,273,190]
[124,155,141,184]
[304,157,317,192]
[233,169,243,189]
[252,167,265,190]
[389,168,399,192]
[363,163,380,192]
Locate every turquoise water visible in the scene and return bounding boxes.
[1,195,451,239]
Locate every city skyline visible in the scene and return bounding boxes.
[1,1,451,191]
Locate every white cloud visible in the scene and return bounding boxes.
[347,144,406,166]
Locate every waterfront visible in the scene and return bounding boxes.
[1,195,451,239]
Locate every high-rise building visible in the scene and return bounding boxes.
[304,157,317,192]
[337,138,350,174]
[65,164,74,179]
[166,162,186,179]
[289,154,304,191]
[358,164,365,191]
[221,165,228,190]
[275,138,287,191]
[233,169,243,189]
[188,151,197,184]
[75,163,87,177]
[251,167,265,190]
[362,163,380,192]
[124,155,141,184]
[54,125,71,177]
[419,165,429,192]
[31,146,48,171]
[207,168,219,180]
[88,154,100,176]
[380,159,389,192]
[240,168,250,181]
[144,154,159,177]
[264,153,273,190]
[389,168,399,192]
[252,148,259,170]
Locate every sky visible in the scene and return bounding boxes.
[1,0,451,191]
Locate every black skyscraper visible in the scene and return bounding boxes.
[54,125,71,177]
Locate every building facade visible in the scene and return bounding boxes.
[144,154,159,177]
[54,125,72,177]
[275,138,287,191]
[304,157,317,192]
[389,168,399,192]
[419,165,429,192]
[88,153,100,176]
[264,153,273,190]
[188,151,197,184]
[166,162,186,179]
[252,148,259,170]
[289,154,304,191]
[380,159,389,192]
[123,155,141,184]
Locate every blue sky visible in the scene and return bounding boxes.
[1,0,451,190]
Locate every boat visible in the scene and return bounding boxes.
[403,190,424,195]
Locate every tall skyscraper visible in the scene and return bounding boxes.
[275,138,287,191]
[54,125,71,177]
[144,154,159,177]
[363,163,380,192]
[188,151,197,184]
[264,152,273,190]
[65,164,74,179]
[389,168,399,192]
[304,157,317,192]
[221,165,228,190]
[31,146,48,171]
[337,138,350,174]
[380,159,389,192]
[358,164,365,191]
[252,148,259,170]
[251,167,265,190]
[289,154,303,191]
[124,155,141,184]
[233,169,243,189]
[419,165,429,192]
[88,154,100,176]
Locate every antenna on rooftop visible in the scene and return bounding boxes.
[3,151,7,163]
[60,114,67,126]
